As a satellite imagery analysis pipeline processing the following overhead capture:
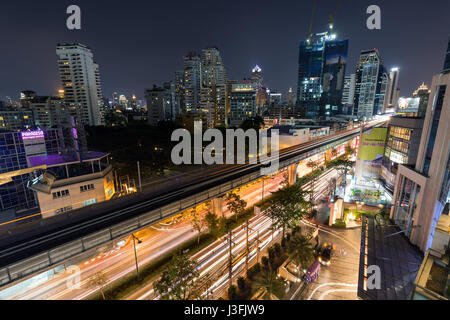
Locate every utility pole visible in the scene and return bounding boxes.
[261,177,265,201]
[256,229,261,264]
[228,229,233,287]
[137,161,142,192]
[131,233,142,280]
[245,219,249,272]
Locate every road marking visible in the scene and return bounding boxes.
[307,282,357,300]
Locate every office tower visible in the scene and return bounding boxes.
[390,68,450,252]
[269,92,282,108]
[385,67,401,111]
[56,43,104,126]
[413,83,431,117]
[200,47,227,127]
[174,70,185,113]
[353,49,389,119]
[443,37,450,74]
[19,90,37,109]
[145,83,178,126]
[296,30,348,118]
[0,109,35,131]
[229,81,258,126]
[287,87,296,105]
[183,53,202,112]
[341,74,356,112]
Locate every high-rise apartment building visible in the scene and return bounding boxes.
[145,84,177,126]
[200,47,227,127]
[296,30,348,118]
[183,53,202,113]
[353,49,389,119]
[229,82,258,126]
[56,43,104,126]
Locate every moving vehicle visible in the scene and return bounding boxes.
[304,260,320,283]
[318,243,333,266]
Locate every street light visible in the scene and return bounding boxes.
[131,233,142,279]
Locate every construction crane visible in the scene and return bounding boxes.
[307,0,318,42]
[328,0,343,31]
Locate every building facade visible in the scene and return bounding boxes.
[353,49,389,119]
[56,43,104,126]
[296,30,348,118]
[391,71,450,252]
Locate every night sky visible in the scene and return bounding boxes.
[1,0,449,102]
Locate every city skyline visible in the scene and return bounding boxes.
[1,0,450,101]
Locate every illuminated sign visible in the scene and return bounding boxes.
[396,97,420,114]
[21,130,44,140]
[357,128,387,161]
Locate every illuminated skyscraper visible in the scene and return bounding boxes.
[183,53,202,112]
[385,67,400,111]
[296,30,348,118]
[353,49,389,119]
[443,37,450,73]
[56,43,104,126]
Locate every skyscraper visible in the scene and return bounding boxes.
[341,74,356,113]
[385,67,400,111]
[296,30,348,118]
[56,43,104,126]
[183,53,202,113]
[443,37,450,74]
[353,49,389,119]
[200,47,227,127]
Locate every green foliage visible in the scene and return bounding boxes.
[154,253,202,300]
[287,235,315,268]
[332,219,347,228]
[226,192,247,221]
[227,285,238,300]
[246,263,261,281]
[252,269,286,300]
[204,211,221,239]
[240,116,265,131]
[266,183,311,237]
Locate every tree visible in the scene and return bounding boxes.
[334,158,354,188]
[331,148,338,159]
[225,192,247,221]
[266,183,311,238]
[154,253,203,300]
[345,144,355,158]
[287,235,315,268]
[87,271,108,300]
[306,160,320,203]
[204,211,221,239]
[240,116,265,131]
[252,269,286,300]
[104,110,128,127]
[190,209,205,244]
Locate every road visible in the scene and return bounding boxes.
[0,147,349,300]
[296,219,362,300]
[0,170,286,300]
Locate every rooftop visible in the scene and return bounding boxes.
[28,152,108,168]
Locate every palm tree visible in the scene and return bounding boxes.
[253,269,286,300]
[287,235,315,269]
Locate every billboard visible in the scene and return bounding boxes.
[396,97,420,114]
[357,128,388,161]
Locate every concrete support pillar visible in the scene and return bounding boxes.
[211,197,224,216]
[324,148,332,163]
[287,163,299,185]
